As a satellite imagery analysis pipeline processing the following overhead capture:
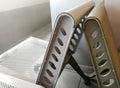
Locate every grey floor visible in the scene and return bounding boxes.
[0,24,98,88]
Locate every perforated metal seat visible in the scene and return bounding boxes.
[84,1,120,88]
[36,0,94,88]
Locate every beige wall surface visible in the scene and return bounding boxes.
[0,0,49,11]
[0,1,51,54]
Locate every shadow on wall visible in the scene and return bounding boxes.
[0,2,51,54]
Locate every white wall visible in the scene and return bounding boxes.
[0,0,51,54]
[0,0,49,12]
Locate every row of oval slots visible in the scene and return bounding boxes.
[91,29,115,87]
[43,27,67,86]
[69,22,83,52]
[43,17,86,86]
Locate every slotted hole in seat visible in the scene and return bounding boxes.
[43,76,51,84]
[91,30,98,39]
[98,59,107,66]
[61,28,66,36]
[49,61,56,70]
[81,19,84,22]
[71,39,77,45]
[103,79,114,87]
[52,54,58,62]
[46,69,54,77]
[93,41,101,49]
[96,51,104,58]
[79,23,82,28]
[74,33,79,39]
[57,38,63,46]
[77,28,81,34]
[69,44,74,51]
[100,68,110,76]
[55,46,61,54]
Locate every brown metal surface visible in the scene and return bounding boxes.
[105,0,120,50]
[36,0,94,88]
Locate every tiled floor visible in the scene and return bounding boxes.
[56,66,98,88]
[0,37,48,82]
[0,24,98,88]
[56,69,81,88]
